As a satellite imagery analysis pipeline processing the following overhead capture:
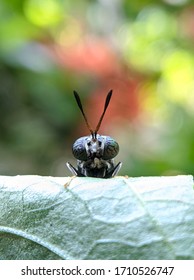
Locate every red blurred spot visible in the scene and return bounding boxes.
[54,38,121,77]
[180,6,194,40]
[49,37,144,135]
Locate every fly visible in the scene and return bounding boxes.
[66,90,122,178]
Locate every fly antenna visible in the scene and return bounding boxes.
[73,91,93,135]
[94,89,113,137]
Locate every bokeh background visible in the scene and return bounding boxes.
[1,0,194,177]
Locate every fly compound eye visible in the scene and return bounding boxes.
[102,136,119,160]
[72,137,88,161]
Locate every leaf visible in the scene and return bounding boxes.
[0,175,194,260]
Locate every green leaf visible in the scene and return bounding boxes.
[0,175,194,260]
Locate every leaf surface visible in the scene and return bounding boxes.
[0,175,194,259]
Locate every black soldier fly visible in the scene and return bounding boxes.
[66,90,122,178]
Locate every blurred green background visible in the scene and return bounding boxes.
[1,0,194,177]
